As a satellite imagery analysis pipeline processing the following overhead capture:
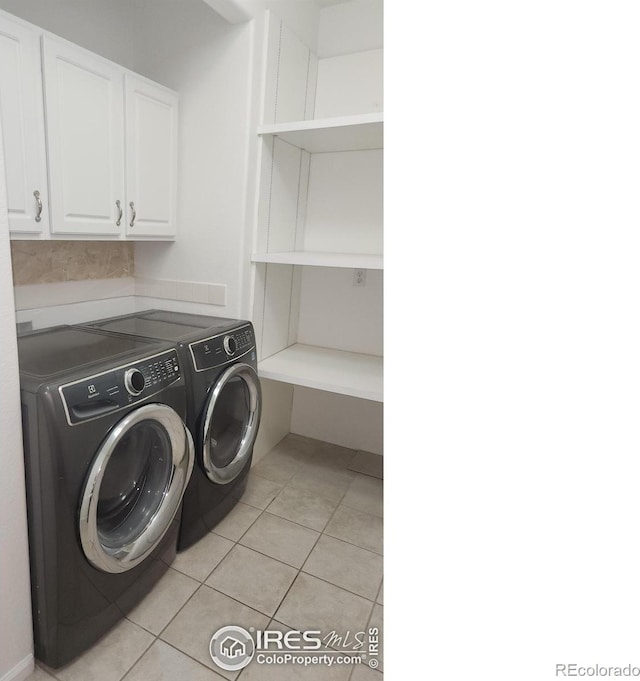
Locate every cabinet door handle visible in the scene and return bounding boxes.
[115,200,123,226]
[129,201,136,227]
[33,190,42,223]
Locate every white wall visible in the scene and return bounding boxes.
[131,0,253,319]
[314,1,383,118]
[0,120,34,681]
[304,149,383,253]
[317,0,383,58]
[0,0,136,68]
[314,48,383,117]
[252,378,293,461]
[291,386,383,455]
[132,0,322,322]
[296,267,383,355]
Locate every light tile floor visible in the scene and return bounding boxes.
[29,434,383,681]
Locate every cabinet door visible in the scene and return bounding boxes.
[0,15,48,235]
[42,36,124,236]
[125,74,178,238]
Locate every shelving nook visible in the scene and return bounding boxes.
[251,6,383,450]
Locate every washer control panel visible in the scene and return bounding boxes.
[60,349,181,425]
[189,324,254,371]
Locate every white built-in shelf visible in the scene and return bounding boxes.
[258,344,383,402]
[251,251,383,269]
[257,112,383,153]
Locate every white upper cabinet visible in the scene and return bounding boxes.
[0,27,181,241]
[0,14,48,235]
[0,12,179,241]
[42,36,125,237]
[124,74,178,238]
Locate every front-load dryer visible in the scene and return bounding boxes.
[18,326,194,667]
[77,310,262,550]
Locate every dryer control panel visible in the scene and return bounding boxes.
[189,324,254,372]
[59,349,181,425]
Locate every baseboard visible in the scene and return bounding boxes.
[0,654,34,681]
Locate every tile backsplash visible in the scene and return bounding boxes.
[10,241,134,286]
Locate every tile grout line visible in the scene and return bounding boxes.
[115,632,155,681]
[230,464,384,612]
[244,490,384,557]
[126,582,206,679]
[156,638,228,680]
[207,528,381,610]
[140,585,242,680]
[214,501,268,547]
[236,484,348,652]
[153,588,247,681]
[123,566,201,637]
[262,461,382,678]
[139,505,282,679]
[297,569,381,604]
[131,505,269,677]
[245,466,382,525]
[253,475,353,641]
[127,538,239,678]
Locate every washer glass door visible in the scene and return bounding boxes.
[80,403,194,574]
[201,363,261,484]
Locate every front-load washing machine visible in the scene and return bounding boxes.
[77,310,262,550]
[18,326,194,667]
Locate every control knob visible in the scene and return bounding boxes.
[223,335,237,356]
[124,368,146,396]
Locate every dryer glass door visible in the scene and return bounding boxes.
[201,363,261,484]
[79,403,194,574]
